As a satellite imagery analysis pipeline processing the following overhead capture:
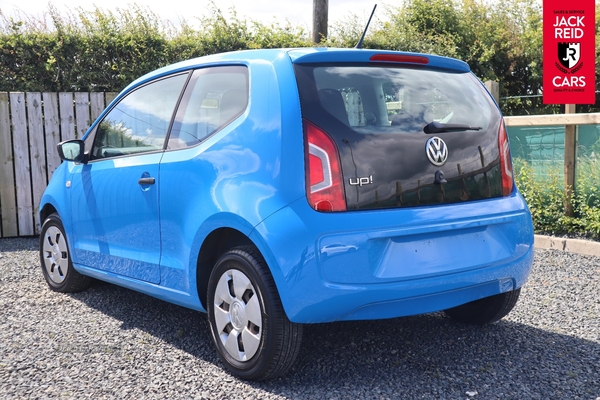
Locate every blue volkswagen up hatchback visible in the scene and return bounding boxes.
[39,48,534,380]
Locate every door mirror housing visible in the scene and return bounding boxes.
[57,140,87,164]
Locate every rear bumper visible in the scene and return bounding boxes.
[251,193,534,323]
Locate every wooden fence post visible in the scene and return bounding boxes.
[10,92,35,236]
[484,81,500,104]
[27,92,48,233]
[0,93,18,237]
[564,104,576,217]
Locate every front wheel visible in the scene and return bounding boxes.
[207,246,302,380]
[443,288,521,325]
[39,213,92,293]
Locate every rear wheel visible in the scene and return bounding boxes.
[443,288,521,325]
[207,246,302,380]
[39,213,92,293]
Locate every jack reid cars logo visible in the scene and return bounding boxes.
[543,0,595,104]
[426,137,448,166]
[552,15,586,86]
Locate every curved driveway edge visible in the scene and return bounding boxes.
[534,234,600,256]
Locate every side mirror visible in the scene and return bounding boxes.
[57,140,87,164]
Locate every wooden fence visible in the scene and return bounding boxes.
[0,92,117,238]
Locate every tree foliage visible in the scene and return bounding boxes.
[327,0,551,115]
[0,0,598,116]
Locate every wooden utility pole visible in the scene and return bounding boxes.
[564,103,576,217]
[313,0,328,44]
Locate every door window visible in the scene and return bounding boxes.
[90,73,189,160]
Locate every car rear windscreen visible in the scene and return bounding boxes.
[295,63,505,210]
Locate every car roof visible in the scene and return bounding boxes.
[122,48,470,94]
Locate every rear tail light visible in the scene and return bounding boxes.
[304,119,346,212]
[498,120,514,196]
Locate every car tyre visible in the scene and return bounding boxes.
[39,213,92,293]
[207,246,302,380]
[443,288,521,325]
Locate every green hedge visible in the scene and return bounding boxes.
[0,5,311,92]
[514,157,600,240]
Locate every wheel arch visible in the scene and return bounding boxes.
[40,203,58,224]
[38,162,72,231]
[196,227,255,309]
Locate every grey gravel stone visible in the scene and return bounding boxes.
[1,237,599,399]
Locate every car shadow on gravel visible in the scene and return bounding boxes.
[67,280,600,398]
[281,316,600,397]
[66,280,220,364]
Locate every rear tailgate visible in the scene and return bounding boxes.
[293,50,508,211]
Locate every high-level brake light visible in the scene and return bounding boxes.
[369,54,429,64]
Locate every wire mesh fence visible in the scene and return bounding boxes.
[507,123,600,204]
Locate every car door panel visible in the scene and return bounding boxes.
[69,153,162,283]
[66,73,189,284]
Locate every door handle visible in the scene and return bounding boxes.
[138,177,156,185]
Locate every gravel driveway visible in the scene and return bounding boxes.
[1,237,599,399]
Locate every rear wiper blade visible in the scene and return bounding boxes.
[423,121,482,134]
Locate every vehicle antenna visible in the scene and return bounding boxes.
[355,4,377,49]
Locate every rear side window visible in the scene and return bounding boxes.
[167,66,249,149]
[295,64,493,134]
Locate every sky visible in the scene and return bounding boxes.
[0,0,384,32]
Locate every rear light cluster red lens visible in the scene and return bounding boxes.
[304,119,346,212]
[498,120,514,196]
